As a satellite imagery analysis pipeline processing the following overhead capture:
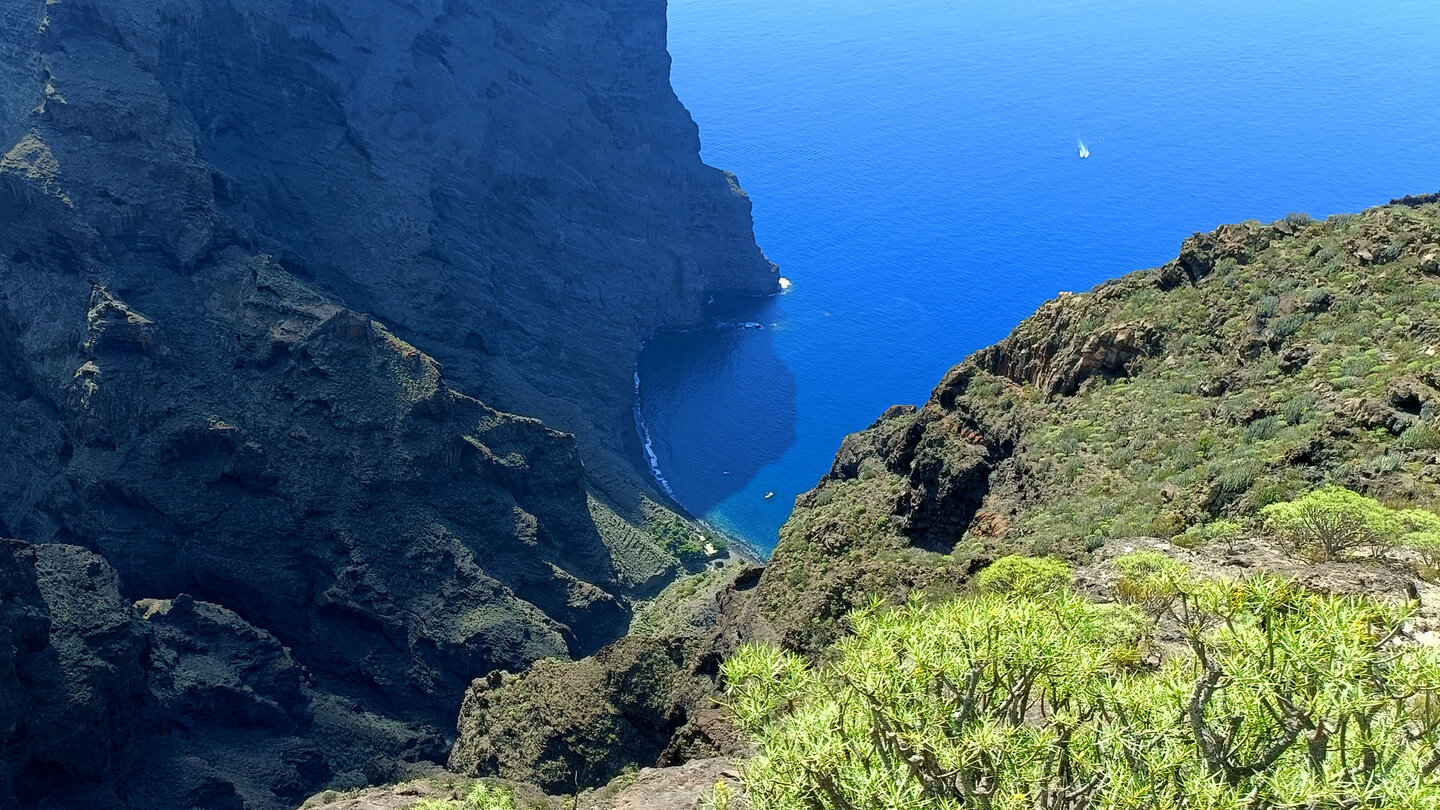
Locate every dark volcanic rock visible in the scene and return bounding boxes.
[7,251,627,724]
[1,0,775,495]
[448,564,771,792]
[2,538,446,810]
[6,542,149,809]
[450,635,695,791]
[0,0,773,806]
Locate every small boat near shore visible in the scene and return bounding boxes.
[765,491,775,500]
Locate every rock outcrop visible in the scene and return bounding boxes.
[299,758,742,810]
[0,0,773,806]
[448,564,768,792]
[1,539,444,810]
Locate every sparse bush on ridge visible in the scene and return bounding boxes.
[723,569,1440,810]
[1113,550,1191,613]
[973,554,1071,597]
[412,783,515,810]
[1260,485,1402,562]
[1400,508,1440,582]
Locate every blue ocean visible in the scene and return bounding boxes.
[638,0,1440,555]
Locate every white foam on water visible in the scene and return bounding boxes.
[633,357,677,498]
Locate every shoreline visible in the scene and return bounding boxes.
[631,299,786,562]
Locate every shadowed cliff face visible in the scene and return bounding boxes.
[1,539,448,810]
[2,0,776,495]
[0,0,773,806]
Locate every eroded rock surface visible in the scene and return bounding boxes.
[449,564,768,792]
[0,0,773,806]
[2,539,444,810]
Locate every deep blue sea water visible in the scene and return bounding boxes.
[638,0,1440,555]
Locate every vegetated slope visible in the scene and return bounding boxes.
[725,555,1440,810]
[757,194,1440,649]
[0,0,772,807]
[448,194,1440,792]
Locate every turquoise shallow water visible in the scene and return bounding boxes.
[638,0,1440,554]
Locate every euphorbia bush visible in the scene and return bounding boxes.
[724,571,1440,810]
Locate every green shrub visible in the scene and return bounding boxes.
[413,783,515,810]
[1404,531,1440,583]
[1170,530,1203,549]
[1282,392,1316,425]
[973,554,1071,598]
[1214,461,1259,496]
[1260,486,1403,561]
[724,579,1440,810]
[1270,312,1309,338]
[1205,518,1243,542]
[699,781,739,810]
[1113,550,1191,612]
[1400,509,1440,582]
[1400,421,1440,451]
[1174,519,1244,551]
[1298,287,1332,311]
[1373,452,1408,473]
[1243,415,1280,442]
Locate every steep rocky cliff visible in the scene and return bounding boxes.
[0,0,773,806]
[0,0,775,495]
[449,194,1440,792]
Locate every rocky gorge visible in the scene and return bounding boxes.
[0,0,773,806]
[4,0,1440,808]
[429,193,1440,807]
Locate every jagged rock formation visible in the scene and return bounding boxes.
[1,539,445,810]
[448,564,767,792]
[0,0,773,806]
[449,194,1440,788]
